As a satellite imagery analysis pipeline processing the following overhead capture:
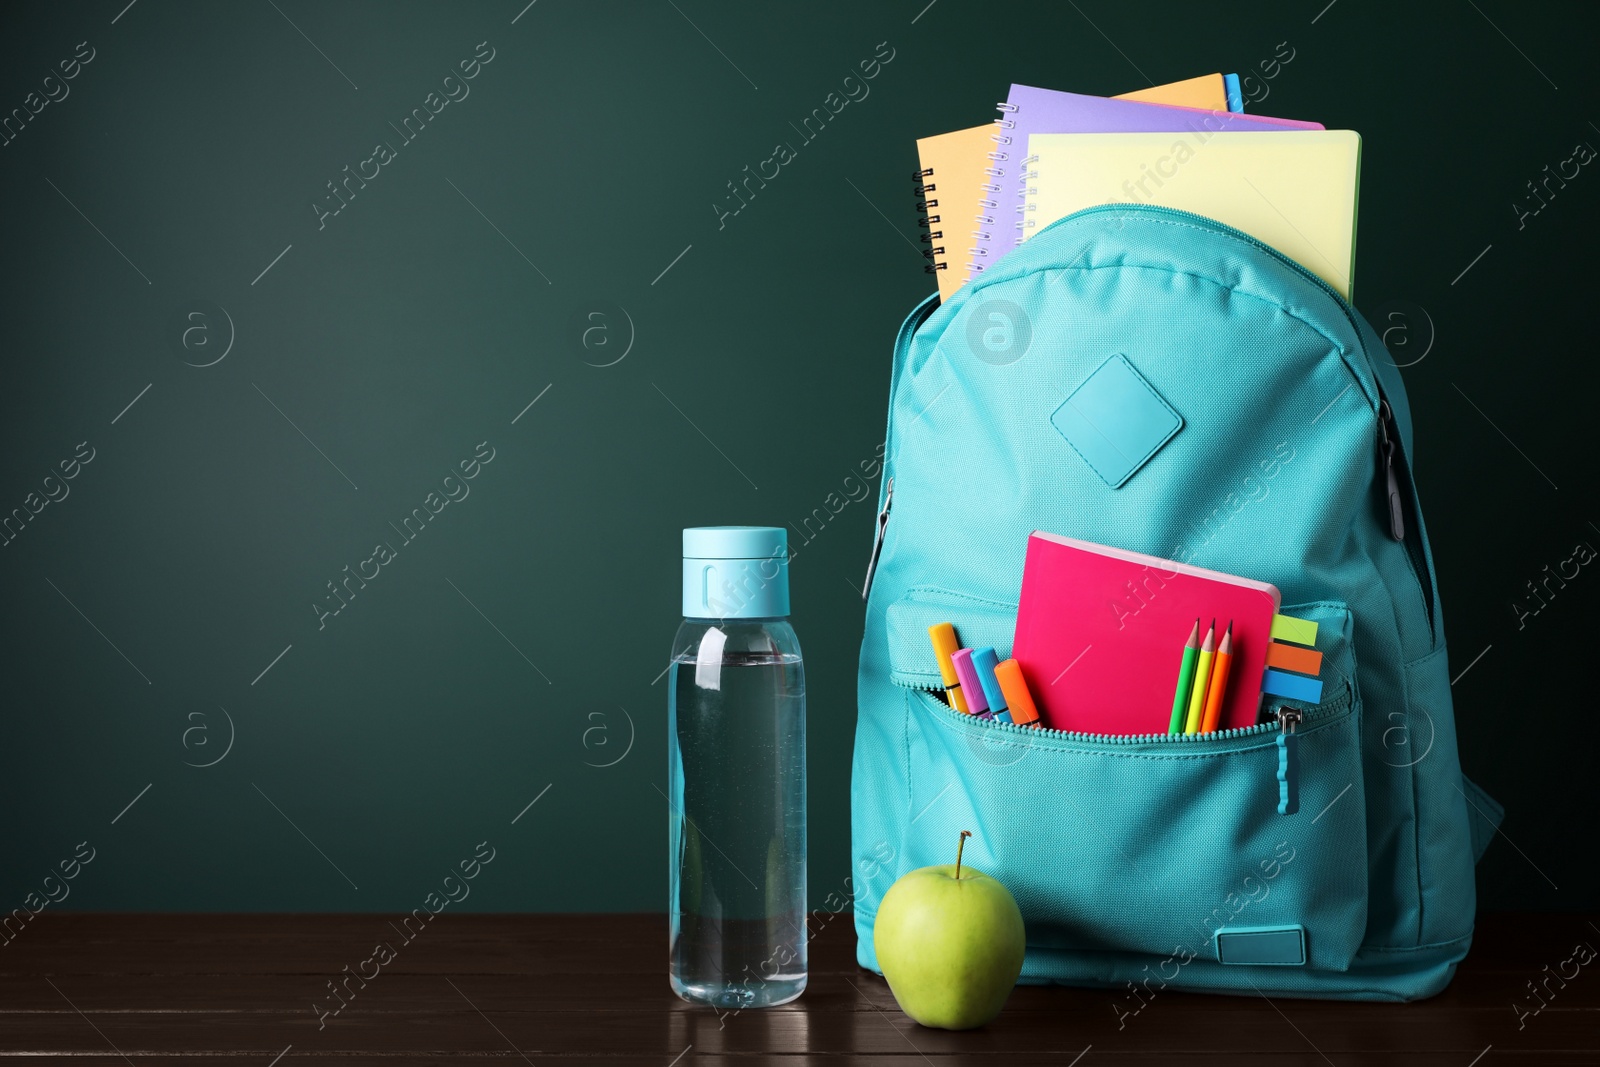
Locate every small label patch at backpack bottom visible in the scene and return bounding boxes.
[1050,353,1183,488]
[1215,925,1307,966]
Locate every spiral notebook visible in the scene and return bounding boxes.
[968,86,1322,282]
[1025,130,1362,299]
[915,125,994,300]
[914,74,1234,302]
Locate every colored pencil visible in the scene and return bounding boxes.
[1167,619,1200,735]
[1184,620,1217,734]
[1199,621,1234,733]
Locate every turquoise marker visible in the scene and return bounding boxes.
[970,647,1011,724]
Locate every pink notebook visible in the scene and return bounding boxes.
[1011,532,1281,735]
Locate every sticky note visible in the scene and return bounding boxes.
[1262,668,1323,704]
[1270,614,1318,646]
[1265,643,1323,676]
[1223,73,1244,114]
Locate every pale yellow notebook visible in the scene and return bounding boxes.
[1024,130,1362,299]
[916,75,1229,301]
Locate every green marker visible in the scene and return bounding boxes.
[1168,619,1200,735]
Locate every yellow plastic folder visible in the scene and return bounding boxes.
[916,75,1231,301]
[1024,129,1362,300]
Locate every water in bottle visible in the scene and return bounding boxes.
[668,526,806,1009]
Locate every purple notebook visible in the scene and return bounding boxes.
[967,86,1323,281]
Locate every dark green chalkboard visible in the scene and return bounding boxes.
[0,0,1594,915]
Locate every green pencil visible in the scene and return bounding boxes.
[1168,619,1200,735]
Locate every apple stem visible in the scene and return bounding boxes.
[955,830,972,880]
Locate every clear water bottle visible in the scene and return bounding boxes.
[669,526,806,1009]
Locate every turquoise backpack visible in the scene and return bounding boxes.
[852,204,1503,1002]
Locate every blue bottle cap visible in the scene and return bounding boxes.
[681,526,789,619]
[683,526,787,560]
[971,646,1007,713]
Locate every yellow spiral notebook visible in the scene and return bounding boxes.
[1024,129,1362,300]
[915,74,1231,301]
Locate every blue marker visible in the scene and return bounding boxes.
[970,647,1012,723]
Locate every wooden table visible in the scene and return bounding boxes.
[2,912,1593,1063]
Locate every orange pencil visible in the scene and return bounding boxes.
[1199,621,1234,733]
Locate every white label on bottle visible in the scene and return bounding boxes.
[695,626,728,692]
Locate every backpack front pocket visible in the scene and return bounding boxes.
[884,589,1369,975]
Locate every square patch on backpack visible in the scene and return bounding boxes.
[1051,353,1183,488]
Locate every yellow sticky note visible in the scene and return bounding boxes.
[1271,613,1318,646]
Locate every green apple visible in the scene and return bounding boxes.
[873,830,1026,1029]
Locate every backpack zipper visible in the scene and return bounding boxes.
[912,677,1344,746]
[1028,204,1372,361]
[1274,706,1302,816]
[866,292,940,604]
[1379,396,1435,627]
[913,682,1341,815]
[861,477,893,600]
[1377,399,1405,542]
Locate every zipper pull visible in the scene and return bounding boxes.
[1275,707,1301,816]
[861,477,893,601]
[1377,400,1405,543]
